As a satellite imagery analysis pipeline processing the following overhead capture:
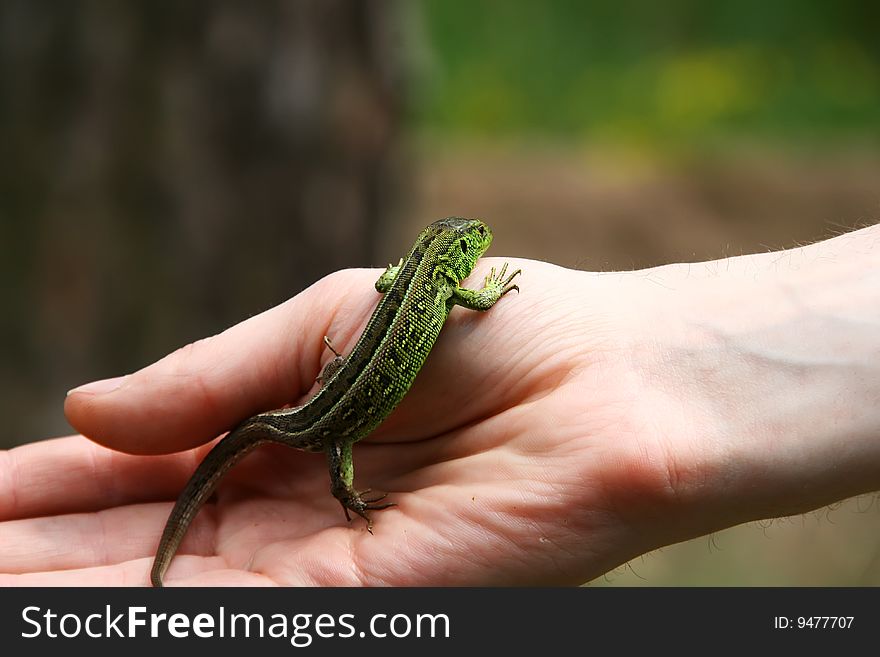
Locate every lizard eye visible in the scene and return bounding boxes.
[459,239,468,253]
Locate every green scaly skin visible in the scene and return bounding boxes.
[150,217,521,586]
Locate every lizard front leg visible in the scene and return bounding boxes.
[375,257,403,293]
[452,262,521,311]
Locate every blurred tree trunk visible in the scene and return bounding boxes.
[0,0,409,445]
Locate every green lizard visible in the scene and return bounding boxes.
[150,217,521,586]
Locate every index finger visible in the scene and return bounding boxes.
[64,269,376,455]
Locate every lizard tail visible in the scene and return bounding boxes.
[150,421,273,587]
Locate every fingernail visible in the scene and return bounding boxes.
[67,375,127,396]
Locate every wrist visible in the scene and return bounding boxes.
[626,225,880,530]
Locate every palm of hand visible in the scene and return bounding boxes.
[4,261,676,585]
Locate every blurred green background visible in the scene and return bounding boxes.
[2,0,878,585]
[419,0,880,146]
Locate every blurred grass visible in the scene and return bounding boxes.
[416,0,880,149]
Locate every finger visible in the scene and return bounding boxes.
[0,558,156,586]
[0,556,253,587]
[0,501,215,574]
[168,565,278,587]
[0,436,205,521]
[64,269,377,455]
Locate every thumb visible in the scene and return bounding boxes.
[64,269,376,455]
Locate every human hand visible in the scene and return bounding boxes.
[3,224,878,585]
[7,260,622,585]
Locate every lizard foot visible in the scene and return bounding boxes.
[337,488,396,533]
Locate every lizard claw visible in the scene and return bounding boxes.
[336,488,395,531]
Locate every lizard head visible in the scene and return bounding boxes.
[428,216,493,282]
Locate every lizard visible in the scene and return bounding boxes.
[150,217,521,586]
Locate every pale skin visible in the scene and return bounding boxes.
[1,224,878,586]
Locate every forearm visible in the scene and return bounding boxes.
[631,223,880,531]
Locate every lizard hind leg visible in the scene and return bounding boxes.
[316,336,345,385]
[326,440,395,533]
